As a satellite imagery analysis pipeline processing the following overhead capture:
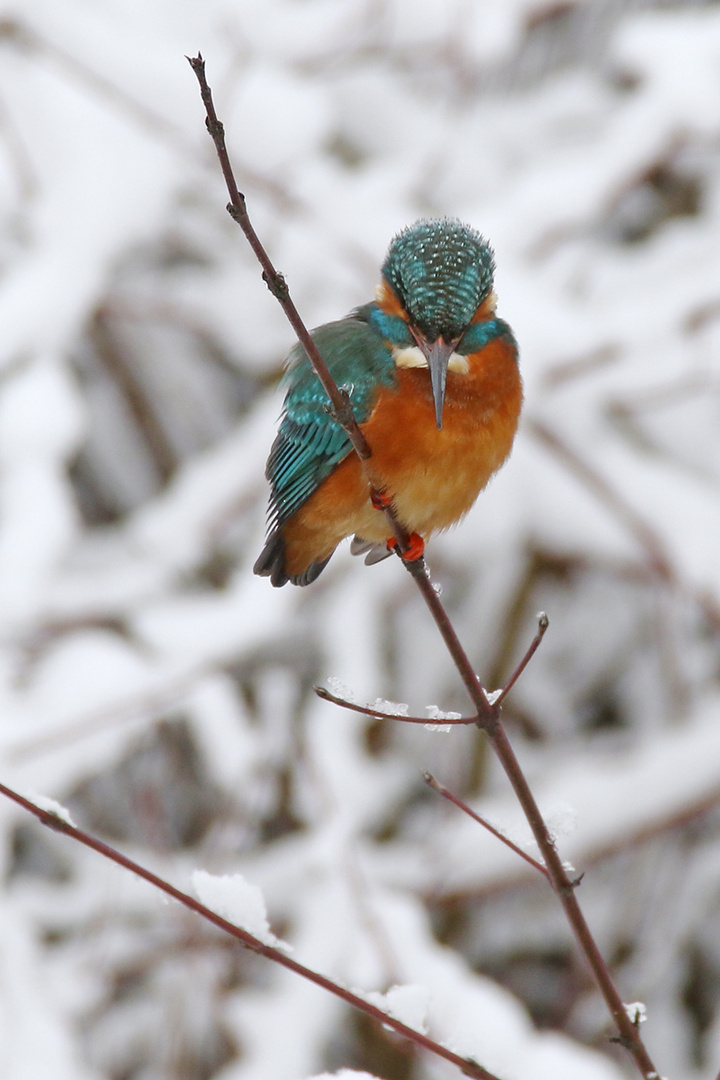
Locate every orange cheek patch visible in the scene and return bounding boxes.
[471,291,498,322]
[375,279,409,321]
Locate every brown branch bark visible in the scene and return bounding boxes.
[187,52,419,563]
[423,771,550,878]
[187,53,660,1078]
[314,684,473,724]
[0,781,500,1080]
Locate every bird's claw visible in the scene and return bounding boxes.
[387,533,425,562]
[371,489,393,511]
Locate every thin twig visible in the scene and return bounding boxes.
[493,611,549,707]
[0,781,500,1080]
[186,53,419,558]
[189,56,660,1078]
[423,772,549,878]
[186,65,368,455]
[404,559,497,722]
[314,685,473,724]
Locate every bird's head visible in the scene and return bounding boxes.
[381,218,495,428]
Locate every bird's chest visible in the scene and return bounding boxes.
[359,338,522,532]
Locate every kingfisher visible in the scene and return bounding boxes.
[254,218,522,587]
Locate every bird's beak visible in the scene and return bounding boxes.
[416,335,457,429]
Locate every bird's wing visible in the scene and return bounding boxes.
[265,309,395,530]
[266,405,352,529]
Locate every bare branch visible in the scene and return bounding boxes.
[185,54,421,559]
[424,772,549,878]
[189,58,661,1077]
[493,611,549,708]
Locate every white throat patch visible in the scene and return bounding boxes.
[392,345,469,375]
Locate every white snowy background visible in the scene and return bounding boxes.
[0,1,719,1078]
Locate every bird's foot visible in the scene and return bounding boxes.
[371,489,393,511]
[386,533,425,562]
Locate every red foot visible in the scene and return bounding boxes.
[371,489,393,511]
[386,533,425,562]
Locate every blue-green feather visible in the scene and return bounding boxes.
[457,317,516,355]
[266,305,396,528]
[382,218,495,341]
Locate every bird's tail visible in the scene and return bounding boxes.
[253,531,332,587]
[349,535,393,566]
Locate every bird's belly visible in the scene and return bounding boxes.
[360,339,522,537]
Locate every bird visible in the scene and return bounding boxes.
[253,218,522,587]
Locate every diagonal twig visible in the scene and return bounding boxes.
[423,772,549,878]
[186,54,661,1079]
[0,780,501,1080]
[187,52,417,558]
[188,52,498,718]
[493,611,549,708]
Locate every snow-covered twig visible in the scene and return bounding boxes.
[314,684,472,725]
[0,780,502,1080]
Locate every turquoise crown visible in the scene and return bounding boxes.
[381,218,495,341]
